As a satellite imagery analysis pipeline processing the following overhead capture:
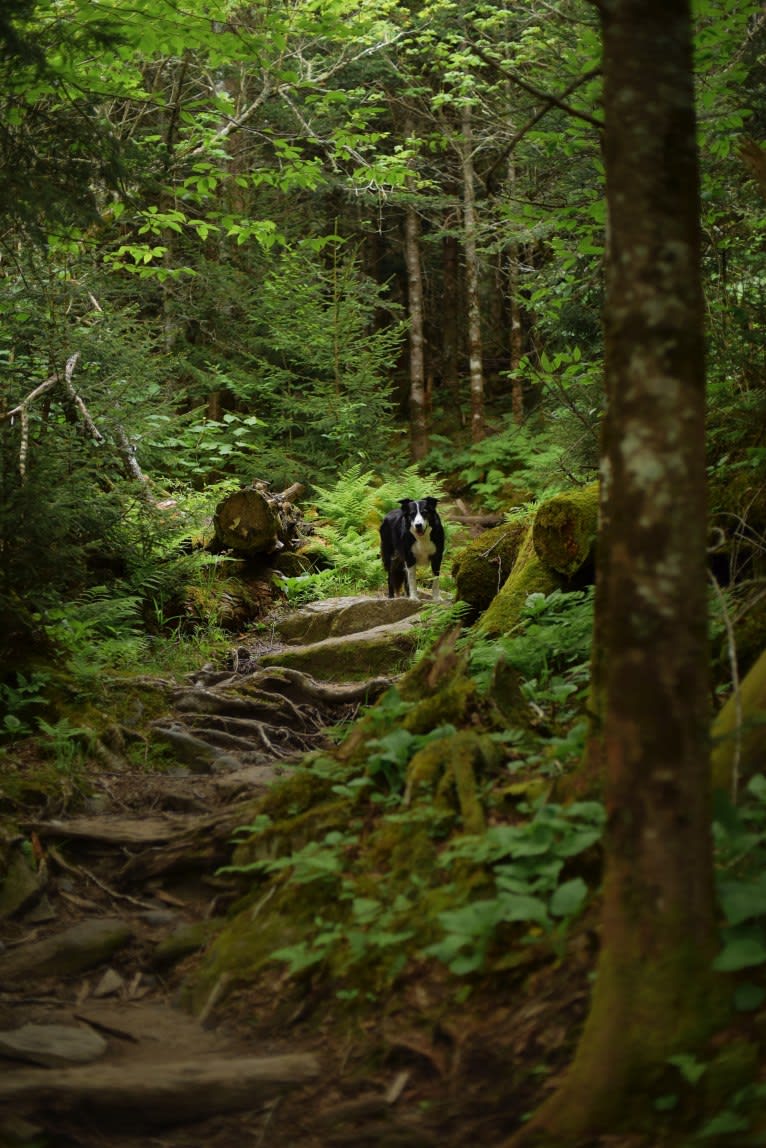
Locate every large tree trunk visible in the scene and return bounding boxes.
[507,1,721,1143]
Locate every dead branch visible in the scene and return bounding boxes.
[1,352,105,479]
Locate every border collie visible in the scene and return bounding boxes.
[380,497,444,601]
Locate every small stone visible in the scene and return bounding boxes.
[0,1023,107,1067]
[140,908,178,927]
[92,968,125,998]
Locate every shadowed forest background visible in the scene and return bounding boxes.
[2,1,766,1145]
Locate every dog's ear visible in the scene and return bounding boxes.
[399,498,413,513]
[425,497,438,510]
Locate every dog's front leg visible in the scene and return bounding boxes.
[431,575,441,602]
[405,564,419,599]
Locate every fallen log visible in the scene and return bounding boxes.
[212,482,304,556]
[0,1053,320,1128]
[531,482,599,577]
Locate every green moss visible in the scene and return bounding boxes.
[405,729,499,834]
[232,794,351,869]
[365,812,442,878]
[479,525,564,636]
[531,483,599,577]
[189,884,311,1008]
[453,518,530,612]
[402,678,478,735]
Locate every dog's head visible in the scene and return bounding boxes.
[400,497,438,536]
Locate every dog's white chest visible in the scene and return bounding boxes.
[410,528,436,566]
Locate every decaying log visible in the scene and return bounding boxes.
[531,482,599,577]
[0,1053,320,1128]
[212,482,304,556]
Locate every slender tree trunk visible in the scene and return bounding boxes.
[506,1,722,1143]
[460,103,485,442]
[441,226,461,400]
[404,201,428,459]
[506,157,525,425]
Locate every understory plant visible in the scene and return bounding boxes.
[280,463,455,601]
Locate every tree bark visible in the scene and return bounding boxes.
[460,103,486,442]
[212,483,303,555]
[506,1,721,1142]
[403,134,429,459]
[441,226,461,400]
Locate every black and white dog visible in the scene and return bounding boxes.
[380,497,445,601]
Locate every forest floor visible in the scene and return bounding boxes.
[0,595,624,1148]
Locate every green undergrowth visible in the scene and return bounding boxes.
[279,463,458,603]
[190,586,766,1147]
[191,586,604,1006]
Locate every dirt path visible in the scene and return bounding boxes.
[0,596,427,1147]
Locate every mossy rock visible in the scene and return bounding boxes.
[152,918,225,969]
[231,797,352,870]
[274,596,422,645]
[478,524,565,636]
[452,518,530,613]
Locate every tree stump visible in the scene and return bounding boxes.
[212,483,304,556]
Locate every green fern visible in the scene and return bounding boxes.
[309,466,453,599]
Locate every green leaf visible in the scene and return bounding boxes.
[713,931,766,972]
[667,1053,707,1085]
[696,1110,750,1138]
[733,983,766,1012]
[717,875,766,926]
[549,878,588,918]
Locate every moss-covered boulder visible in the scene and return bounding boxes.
[452,519,530,613]
[274,596,422,645]
[478,523,564,636]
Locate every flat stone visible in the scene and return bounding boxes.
[274,595,422,645]
[0,1023,107,1067]
[92,968,125,998]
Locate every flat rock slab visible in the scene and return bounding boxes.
[0,918,133,983]
[0,1023,107,1067]
[260,616,423,681]
[274,595,423,645]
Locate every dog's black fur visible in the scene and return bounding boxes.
[380,497,444,600]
